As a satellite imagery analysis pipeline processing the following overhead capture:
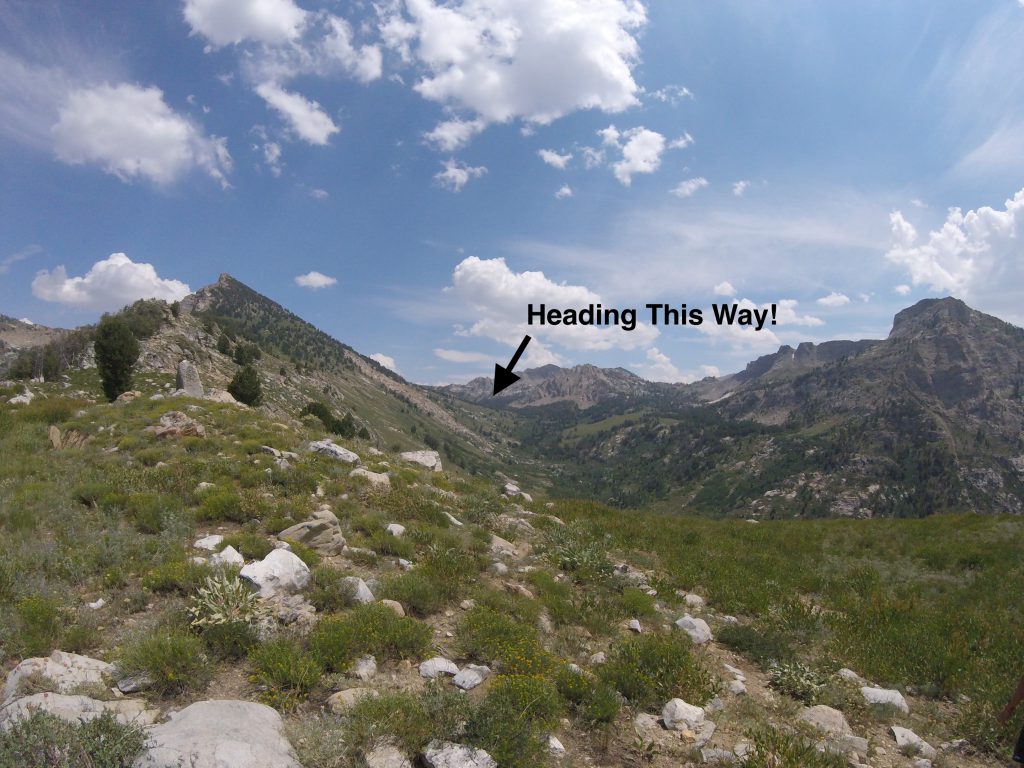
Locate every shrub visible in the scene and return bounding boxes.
[554,664,621,724]
[768,661,828,703]
[13,595,64,657]
[0,710,146,768]
[125,493,182,534]
[737,726,846,768]
[119,629,211,697]
[380,572,444,617]
[94,316,140,402]
[249,637,322,709]
[467,675,562,768]
[309,604,431,671]
[541,520,612,582]
[219,531,273,560]
[458,606,555,676]
[197,489,248,523]
[343,684,469,757]
[142,560,212,594]
[367,529,415,559]
[717,623,795,667]
[619,587,658,619]
[599,633,717,711]
[228,365,262,406]
[307,566,357,613]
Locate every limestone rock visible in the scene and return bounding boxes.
[683,593,706,610]
[628,619,642,633]
[861,685,909,713]
[343,576,375,604]
[240,549,310,597]
[0,693,157,729]
[386,523,406,537]
[133,699,300,768]
[351,467,391,489]
[662,698,705,731]
[798,705,852,736]
[194,534,224,551]
[547,735,565,755]
[3,651,112,705]
[452,665,490,691]
[400,450,443,472]
[891,726,936,759]
[419,657,459,679]
[278,514,346,556]
[423,740,496,768]
[327,687,380,713]
[675,614,713,644]
[308,440,360,464]
[176,360,203,397]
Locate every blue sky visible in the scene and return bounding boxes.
[2,0,1023,384]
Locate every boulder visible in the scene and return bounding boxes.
[133,699,301,768]
[419,657,459,679]
[210,545,244,567]
[891,726,936,759]
[342,576,375,604]
[837,668,866,685]
[380,599,405,617]
[278,513,346,556]
[547,735,565,755]
[308,440,360,464]
[240,549,310,598]
[662,698,705,731]
[3,651,113,704]
[423,741,496,768]
[400,450,443,472]
[150,410,206,439]
[176,361,204,397]
[798,705,852,736]
[683,593,706,610]
[204,389,239,404]
[490,535,517,558]
[350,655,377,682]
[194,534,224,551]
[675,614,713,644]
[628,619,642,633]
[728,680,747,696]
[861,685,909,713]
[452,665,490,691]
[0,693,157,729]
[386,523,406,537]
[350,468,391,489]
[366,744,412,768]
[327,687,380,713]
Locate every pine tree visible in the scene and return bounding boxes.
[228,365,262,406]
[94,316,140,402]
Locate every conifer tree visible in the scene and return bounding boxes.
[94,316,140,402]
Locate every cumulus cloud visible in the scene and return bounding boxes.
[183,0,307,46]
[53,83,231,186]
[555,185,573,199]
[538,149,572,169]
[424,118,485,152]
[632,347,719,384]
[713,281,736,297]
[733,180,750,196]
[671,177,709,198]
[816,291,850,307]
[434,159,487,191]
[255,82,338,145]
[668,133,694,149]
[894,284,911,295]
[378,0,646,133]
[434,348,493,363]
[447,256,659,363]
[370,353,399,372]
[32,253,190,311]
[609,127,666,185]
[294,270,337,288]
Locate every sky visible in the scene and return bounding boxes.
[2,0,1024,385]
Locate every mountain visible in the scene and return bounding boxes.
[0,315,67,374]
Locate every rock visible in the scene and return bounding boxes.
[398,558,413,570]
[327,687,379,713]
[343,576,375,604]
[684,593,706,610]
[3,651,113,704]
[240,549,311,597]
[48,425,62,449]
[87,597,106,610]
[195,482,216,492]
[349,655,377,682]
[278,515,346,555]
[589,652,607,665]
[194,534,224,551]
[722,663,745,681]
[547,735,565,755]
[400,450,443,472]
[0,693,158,729]
[365,744,412,768]
[116,390,141,403]
[350,467,391,489]
[149,410,206,438]
[628,619,642,633]
[419,657,459,679]
[8,390,33,405]
[116,672,152,694]
[175,360,204,397]
[728,679,747,696]
[662,698,705,731]
[721,615,739,625]
[210,545,244,567]
[491,562,509,576]
[132,699,300,768]
[705,696,725,713]
[490,534,517,557]
[386,523,406,537]
[837,667,866,684]
[261,593,317,631]
[798,705,852,737]
[261,445,282,458]
[911,760,933,768]
[701,747,736,764]
[861,685,909,713]
[891,726,936,759]
[308,439,360,464]
[380,599,405,617]
[423,740,496,768]
[452,665,490,691]
[675,614,713,644]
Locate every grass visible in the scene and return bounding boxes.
[249,636,322,710]
[599,632,717,711]
[309,603,432,671]
[118,628,212,698]
[0,710,146,768]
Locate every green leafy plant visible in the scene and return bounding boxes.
[249,636,322,709]
[768,661,828,703]
[118,629,211,697]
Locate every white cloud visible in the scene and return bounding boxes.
[379,0,646,129]
[370,353,399,372]
[610,127,666,186]
[555,185,573,199]
[448,256,659,357]
[632,347,719,384]
[32,253,190,311]
[671,177,709,198]
[183,0,307,46]
[53,83,231,186]
[538,149,572,169]
[713,281,736,297]
[309,188,329,199]
[0,245,43,276]
[894,284,911,296]
[255,82,338,145]
[646,84,693,104]
[262,140,283,175]
[434,348,494,363]
[733,180,750,197]
[434,159,487,192]
[774,299,823,326]
[295,270,337,289]
[816,291,850,307]
[424,118,485,152]
[668,132,694,149]
[954,121,1024,179]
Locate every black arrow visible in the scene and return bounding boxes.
[493,335,531,395]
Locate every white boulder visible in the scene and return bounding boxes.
[891,726,936,759]
[675,614,713,644]
[861,685,909,713]
[240,549,310,597]
[400,450,442,472]
[308,440,360,464]
[350,468,391,489]
[662,698,705,731]
[419,657,459,679]
[343,576,375,604]
[423,741,496,768]
[3,651,112,705]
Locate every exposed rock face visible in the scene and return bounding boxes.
[278,507,346,555]
[176,360,204,397]
[240,549,311,597]
[308,440,360,464]
[0,693,158,729]
[400,450,443,472]
[423,740,497,768]
[3,651,112,704]
[133,700,301,768]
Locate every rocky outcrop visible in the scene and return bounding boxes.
[0,693,158,729]
[675,614,712,644]
[147,411,206,439]
[278,507,346,555]
[3,650,112,705]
